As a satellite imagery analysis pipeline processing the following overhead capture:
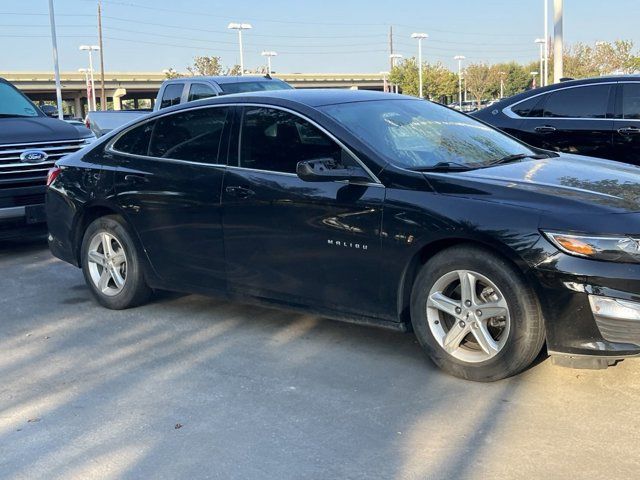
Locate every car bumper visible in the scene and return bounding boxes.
[0,204,46,240]
[532,247,640,361]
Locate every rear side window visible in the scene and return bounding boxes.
[543,85,611,118]
[148,107,230,163]
[621,83,640,120]
[112,122,153,156]
[239,107,343,174]
[511,95,545,117]
[159,84,183,109]
[188,83,216,102]
[220,80,292,95]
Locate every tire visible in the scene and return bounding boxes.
[410,245,545,382]
[80,215,152,310]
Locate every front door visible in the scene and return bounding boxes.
[111,105,232,291]
[222,106,385,317]
[613,82,640,166]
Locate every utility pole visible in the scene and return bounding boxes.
[48,0,64,120]
[98,0,106,110]
[553,0,563,83]
[389,26,394,71]
[454,55,465,108]
[543,0,549,86]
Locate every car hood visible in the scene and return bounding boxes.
[0,116,83,144]
[426,154,640,215]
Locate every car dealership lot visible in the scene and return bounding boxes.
[2,239,640,480]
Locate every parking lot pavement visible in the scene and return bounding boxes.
[1,240,640,480]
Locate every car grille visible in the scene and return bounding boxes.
[0,138,85,188]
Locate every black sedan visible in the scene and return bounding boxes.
[473,75,640,165]
[46,89,640,381]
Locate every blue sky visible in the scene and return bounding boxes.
[1,0,639,73]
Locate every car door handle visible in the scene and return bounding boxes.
[617,126,640,136]
[225,185,255,199]
[534,125,557,134]
[124,174,149,185]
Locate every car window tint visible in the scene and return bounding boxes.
[239,107,342,174]
[543,85,611,118]
[159,84,183,109]
[147,107,229,163]
[622,83,640,120]
[219,80,293,95]
[112,121,154,156]
[512,95,544,117]
[188,83,216,102]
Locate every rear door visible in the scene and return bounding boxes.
[515,83,615,159]
[110,105,232,291]
[613,81,640,166]
[158,83,185,110]
[221,105,385,317]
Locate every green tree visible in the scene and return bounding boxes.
[187,56,224,76]
[465,63,498,108]
[389,58,457,102]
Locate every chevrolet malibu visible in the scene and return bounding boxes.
[46,89,640,381]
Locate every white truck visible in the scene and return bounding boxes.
[86,75,293,137]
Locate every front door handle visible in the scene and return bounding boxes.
[534,125,557,134]
[124,174,149,185]
[617,126,640,136]
[225,185,255,199]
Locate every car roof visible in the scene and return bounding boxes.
[163,75,283,85]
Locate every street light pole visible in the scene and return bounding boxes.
[80,45,100,111]
[531,71,539,89]
[535,38,545,87]
[553,0,563,83]
[499,71,506,98]
[454,55,465,109]
[78,68,90,115]
[543,0,549,86]
[389,53,403,93]
[411,33,428,98]
[228,23,252,75]
[261,51,277,75]
[47,0,64,120]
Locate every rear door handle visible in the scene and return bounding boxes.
[124,174,149,184]
[534,125,557,134]
[225,185,255,199]
[617,126,640,135]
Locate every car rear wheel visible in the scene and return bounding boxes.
[81,215,152,309]
[410,245,545,381]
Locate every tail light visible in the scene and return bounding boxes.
[47,166,61,187]
[84,116,90,129]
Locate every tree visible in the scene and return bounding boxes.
[187,56,224,76]
[226,64,242,76]
[492,62,533,97]
[389,58,457,102]
[464,63,498,108]
[162,68,181,79]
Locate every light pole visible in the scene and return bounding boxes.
[48,0,64,119]
[80,45,99,110]
[411,33,428,98]
[454,55,465,109]
[228,23,252,75]
[553,0,563,83]
[499,71,506,98]
[379,71,390,93]
[389,53,403,93]
[535,38,545,86]
[543,0,549,86]
[261,51,277,75]
[78,68,90,114]
[531,71,539,89]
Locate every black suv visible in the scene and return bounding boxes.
[0,78,95,238]
[473,75,640,164]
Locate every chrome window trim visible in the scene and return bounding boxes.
[225,165,384,188]
[107,102,383,185]
[0,138,85,148]
[503,81,618,120]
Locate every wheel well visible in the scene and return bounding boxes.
[397,238,527,328]
[72,205,119,265]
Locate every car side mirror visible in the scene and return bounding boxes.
[296,158,371,183]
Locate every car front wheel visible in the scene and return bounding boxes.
[80,215,152,309]
[410,245,545,381]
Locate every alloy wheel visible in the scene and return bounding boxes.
[87,231,128,297]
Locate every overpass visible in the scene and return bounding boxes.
[1,71,387,118]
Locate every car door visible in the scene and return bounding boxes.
[613,81,640,166]
[187,82,219,102]
[222,105,385,317]
[110,105,232,291]
[515,83,615,159]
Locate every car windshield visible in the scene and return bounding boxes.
[320,99,534,170]
[219,80,293,95]
[0,82,40,118]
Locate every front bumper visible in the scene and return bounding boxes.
[532,245,640,360]
[0,204,46,239]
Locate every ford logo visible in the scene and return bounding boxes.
[20,150,49,164]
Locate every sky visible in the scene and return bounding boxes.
[1,0,639,74]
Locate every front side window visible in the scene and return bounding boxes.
[0,82,39,117]
[188,83,216,102]
[621,83,640,120]
[220,80,293,95]
[321,99,533,169]
[239,107,344,174]
[159,84,183,109]
[148,107,229,163]
[543,85,611,118]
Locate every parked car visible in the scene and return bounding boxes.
[473,75,640,164]
[0,77,95,239]
[47,89,640,381]
[85,75,293,137]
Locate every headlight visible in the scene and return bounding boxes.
[543,231,640,263]
[79,135,96,147]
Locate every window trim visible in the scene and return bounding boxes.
[503,82,618,120]
[106,103,381,185]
